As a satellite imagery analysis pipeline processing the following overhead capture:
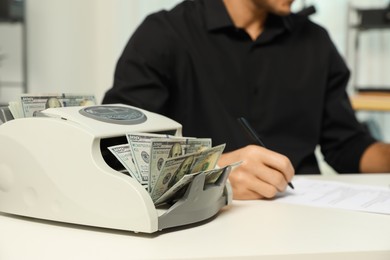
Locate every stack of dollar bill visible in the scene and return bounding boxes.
[109,133,233,205]
[7,93,96,118]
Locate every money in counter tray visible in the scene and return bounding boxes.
[148,138,212,192]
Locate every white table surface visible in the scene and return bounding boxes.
[1,174,390,260]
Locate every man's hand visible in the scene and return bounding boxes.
[218,145,295,200]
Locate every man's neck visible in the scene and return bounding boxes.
[223,0,268,40]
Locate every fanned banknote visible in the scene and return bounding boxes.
[148,138,211,192]
[154,164,232,205]
[150,153,196,202]
[150,144,225,202]
[126,133,172,184]
[189,144,226,174]
[154,171,200,205]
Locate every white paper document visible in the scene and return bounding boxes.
[274,178,390,214]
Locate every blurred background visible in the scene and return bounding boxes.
[1,0,390,143]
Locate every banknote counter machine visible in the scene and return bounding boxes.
[0,104,232,233]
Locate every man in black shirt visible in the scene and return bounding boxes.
[103,0,390,200]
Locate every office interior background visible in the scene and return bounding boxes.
[0,1,390,148]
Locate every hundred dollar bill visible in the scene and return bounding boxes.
[154,164,233,205]
[108,144,141,182]
[166,144,225,189]
[150,144,225,202]
[187,144,225,176]
[150,153,195,202]
[155,161,240,205]
[126,133,172,183]
[148,138,211,192]
[20,93,96,117]
[154,171,199,205]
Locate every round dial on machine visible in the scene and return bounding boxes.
[79,105,147,125]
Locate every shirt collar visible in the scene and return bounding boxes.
[203,0,235,31]
[203,0,295,33]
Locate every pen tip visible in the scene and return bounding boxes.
[288,182,295,189]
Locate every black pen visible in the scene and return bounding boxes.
[237,117,294,190]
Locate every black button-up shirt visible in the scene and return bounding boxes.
[102,0,376,174]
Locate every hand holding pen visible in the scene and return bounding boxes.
[217,118,295,200]
[237,117,294,190]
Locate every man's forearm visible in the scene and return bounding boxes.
[360,142,390,173]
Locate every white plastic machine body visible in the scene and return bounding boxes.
[0,104,232,233]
